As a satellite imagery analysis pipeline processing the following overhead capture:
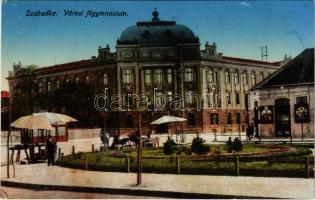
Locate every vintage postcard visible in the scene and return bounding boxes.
[1,1,314,199]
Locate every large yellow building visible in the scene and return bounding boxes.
[7,10,283,135]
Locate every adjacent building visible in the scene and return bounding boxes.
[7,10,283,135]
[1,90,10,130]
[250,48,314,139]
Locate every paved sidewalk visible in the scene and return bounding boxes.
[1,163,314,199]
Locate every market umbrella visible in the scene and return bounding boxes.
[150,115,187,125]
[11,115,54,130]
[151,115,187,140]
[33,112,77,125]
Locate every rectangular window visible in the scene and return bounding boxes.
[154,69,163,85]
[235,93,240,105]
[227,113,232,125]
[103,73,108,85]
[210,113,219,125]
[208,70,214,82]
[56,81,60,89]
[226,93,231,104]
[185,68,194,82]
[236,113,241,124]
[245,94,249,110]
[188,113,195,126]
[123,69,132,84]
[296,96,308,104]
[166,69,172,83]
[185,91,193,104]
[212,92,217,105]
[144,70,151,84]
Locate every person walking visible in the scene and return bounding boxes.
[46,134,56,166]
[246,123,254,141]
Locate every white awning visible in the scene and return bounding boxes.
[150,115,186,125]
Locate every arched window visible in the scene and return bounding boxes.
[47,81,51,92]
[243,72,248,85]
[234,71,240,84]
[225,70,231,83]
[259,72,264,81]
[39,83,43,93]
[251,73,257,85]
[56,80,60,89]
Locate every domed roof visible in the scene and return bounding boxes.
[118,10,199,46]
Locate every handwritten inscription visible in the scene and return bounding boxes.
[25,10,128,17]
[25,10,57,16]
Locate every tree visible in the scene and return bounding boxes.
[12,64,39,119]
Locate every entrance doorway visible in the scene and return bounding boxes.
[274,98,291,136]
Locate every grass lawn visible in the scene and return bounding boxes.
[58,144,314,178]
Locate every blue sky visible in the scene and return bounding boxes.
[2,1,314,90]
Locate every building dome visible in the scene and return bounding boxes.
[118,10,199,46]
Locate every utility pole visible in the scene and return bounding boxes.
[137,113,142,185]
[7,93,12,178]
[261,45,268,61]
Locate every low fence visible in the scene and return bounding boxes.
[57,153,314,178]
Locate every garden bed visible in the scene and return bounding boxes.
[57,144,314,178]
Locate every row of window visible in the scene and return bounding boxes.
[123,68,196,85]
[37,73,109,93]
[187,112,242,126]
[123,68,267,86]
[144,69,173,85]
[226,92,241,105]
[206,69,267,85]
[209,113,241,125]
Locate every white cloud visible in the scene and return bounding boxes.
[240,2,251,7]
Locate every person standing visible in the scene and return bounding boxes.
[250,122,255,139]
[46,134,56,166]
[104,131,110,148]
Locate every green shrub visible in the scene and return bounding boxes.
[226,137,233,153]
[191,137,210,154]
[226,137,243,152]
[232,137,243,152]
[203,144,211,153]
[163,138,176,155]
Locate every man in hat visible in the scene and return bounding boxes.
[46,134,56,166]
